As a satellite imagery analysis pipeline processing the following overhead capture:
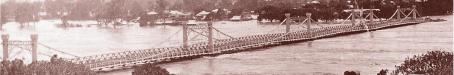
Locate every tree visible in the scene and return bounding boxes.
[1,58,96,75]
[15,2,39,25]
[217,0,233,9]
[156,0,168,13]
[170,1,184,11]
[256,5,284,22]
[1,5,7,25]
[394,51,453,75]
[0,0,18,25]
[132,63,170,75]
[98,0,126,25]
[44,0,71,18]
[125,1,146,22]
[68,0,103,20]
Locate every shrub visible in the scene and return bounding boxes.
[0,57,95,75]
[132,63,170,75]
[394,51,453,75]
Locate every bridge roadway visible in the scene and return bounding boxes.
[67,19,427,72]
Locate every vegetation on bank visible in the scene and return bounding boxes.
[0,56,95,75]
[132,63,171,75]
[392,51,453,75]
[348,51,453,75]
[0,0,452,25]
[256,0,453,22]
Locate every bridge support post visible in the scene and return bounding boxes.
[31,34,38,63]
[412,5,417,19]
[351,11,356,26]
[183,22,189,49]
[306,13,312,37]
[397,6,401,20]
[369,10,375,23]
[207,21,214,53]
[285,13,291,33]
[2,34,8,61]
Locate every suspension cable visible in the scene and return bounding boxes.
[155,29,183,47]
[265,18,288,33]
[38,43,80,58]
[387,9,399,20]
[212,27,236,39]
[341,13,353,25]
[188,28,221,41]
[11,45,53,57]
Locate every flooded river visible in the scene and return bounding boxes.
[1,15,452,75]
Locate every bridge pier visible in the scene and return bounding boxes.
[285,13,291,33]
[2,34,8,61]
[397,6,401,20]
[207,21,214,53]
[306,13,312,37]
[31,34,38,63]
[351,11,356,26]
[1,34,39,62]
[412,5,418,19]
[183,23,189,49]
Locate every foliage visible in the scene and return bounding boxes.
[9,2,41,25]
[419,0,453,15]
[132,63,170,75]
[0,58,95,75]
[1,11,6,25]
[377,69,387,75]
[394,51,453,75]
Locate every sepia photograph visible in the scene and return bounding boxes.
[0,0,452,75]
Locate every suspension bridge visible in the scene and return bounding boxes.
[1,5,430,72]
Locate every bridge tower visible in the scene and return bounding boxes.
[366,9,379,22]
[306,13,312,37]
[2,34,8,61]
[31,34,38,62]
[412,5,417,19]
[182,22,189,49]
[207,21,214,52]
[397,6,402,20]
[285,13,291,33]
[1,34,38,62]
[406,5,421,19]
[388,6,406,20]
[181,20,236,53]
[342,9,371,31]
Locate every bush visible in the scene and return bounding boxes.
[0,57,95,75]
[132,63,170,75]
[394,51,453,75]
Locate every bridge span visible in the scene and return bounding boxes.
[0,5,431,72]
[66,6,428,72]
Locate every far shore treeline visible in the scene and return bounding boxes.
[1,0,452,25]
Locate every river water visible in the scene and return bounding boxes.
[1,15,452,75]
